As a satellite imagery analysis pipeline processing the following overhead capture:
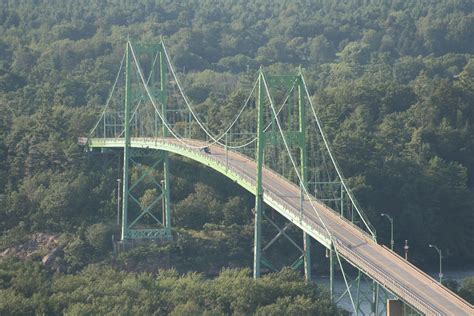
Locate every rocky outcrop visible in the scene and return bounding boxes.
[1,233,62,267]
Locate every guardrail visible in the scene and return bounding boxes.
[83,136,375,241]
[213,140,374,240]
[381,245,473,312]
[143,137,333,245]
[148,137,441,314]
[83,137,473,315]
[335,240,443,315]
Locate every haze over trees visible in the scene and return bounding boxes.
[0,0,473,313]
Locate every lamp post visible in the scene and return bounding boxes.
[116,178,122,226]
[381,213,394,250]
[160,179,165,226]
[404,240,409,260]
[429,244,443,283]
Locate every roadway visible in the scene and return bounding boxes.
[86,137,474,315]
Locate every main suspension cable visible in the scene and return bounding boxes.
[88,51,126,137]
[262,73,332,239]
[262,73,358,312]
[225,78,298,149]
[130,42,221,149]
[114,51,160,139]
[301,75,376,238]
[162,41,260,147]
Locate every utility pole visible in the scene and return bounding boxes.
[381,213,394,250]
[160,179,165,226]
[117,178,122,226]
[429,244,443,283]
[404,240,409,260]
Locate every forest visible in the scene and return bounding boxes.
[1,0,474,314]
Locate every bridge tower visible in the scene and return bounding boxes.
[80,40,474,316]
[253,68,312,281]
[120,41,172,242]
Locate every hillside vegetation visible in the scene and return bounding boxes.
[1,0,474,313]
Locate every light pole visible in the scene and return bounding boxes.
[160,179,165,226]
[116,178,122,226]
[404,240,409,260]
[429,244,443,283]
[381,213,394,250]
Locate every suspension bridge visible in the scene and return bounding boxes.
[79,40,474,315]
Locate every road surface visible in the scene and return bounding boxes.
[86,137,474,315]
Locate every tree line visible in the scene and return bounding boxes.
[0,0,473,313]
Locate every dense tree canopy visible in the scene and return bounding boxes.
[0,259,338,315]
[0,0,474,312]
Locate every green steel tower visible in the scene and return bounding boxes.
[253,69,312,281]
[120,41,172,242]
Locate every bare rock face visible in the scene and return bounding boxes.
[42,247,59,266]
[42,248,66,272]
[1,233,61,264]
[1,247,15,257]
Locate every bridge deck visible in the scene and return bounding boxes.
[87,137,474,316]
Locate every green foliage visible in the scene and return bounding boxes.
[0,261,338,315]
[174,183,223,228]
[0,2,473,311]
[1,3,472,262]
[255,296,336,316]
[85,223,115,253]
[459,277,474,304]
[116,224,253,274]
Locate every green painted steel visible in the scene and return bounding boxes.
[373,280,380,315]
[253,70,265,279]
[121,41,131,240]
[87,51,387,312]
[86,135,473,315]
[88,137,333,247]
[83,42,474,315]
[356,270,362,313]
[250,70,315,280]
[118,41,173,241]
[298,71,311,282]
[128,228,172,240]
[160,46,172,233]
[329,246,335,300]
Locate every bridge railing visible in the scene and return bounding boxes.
[85,137,472,314]
[146,138,334,244]
[381,245,474,311]
[219,142,375,240]
[264,188,332,241]
[334,240,442,315]
[85,136,368,246]
[202,142,334,243]
[201,140,442,314]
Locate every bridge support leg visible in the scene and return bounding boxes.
[372,280,379,315]
[356,270,362,314]
[253,197,263,278]
[118,41,173,242]
[253,69,265,279]
[163,152,171,232]
[303,232,311,281]
[121,41,132,240]
[298,71,311,282]
[121,150,129,240]
[160,43,172,239]
[329,246,335,300]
